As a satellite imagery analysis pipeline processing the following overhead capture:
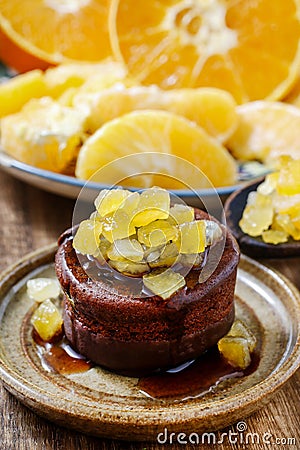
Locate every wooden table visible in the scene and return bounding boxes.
[0,172,299,450]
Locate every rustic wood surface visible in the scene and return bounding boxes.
[0,172,299,450]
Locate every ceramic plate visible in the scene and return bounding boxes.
[0,246,300,441]
[0,148,267,206]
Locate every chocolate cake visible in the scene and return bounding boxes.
[55,208,240,376]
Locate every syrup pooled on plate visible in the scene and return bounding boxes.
[32,330,93,375]
[138,346,260,401]
[32,326,259,401]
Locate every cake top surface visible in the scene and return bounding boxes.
[69,186,238,300]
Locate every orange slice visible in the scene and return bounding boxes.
[75,110,237,189]
[44,61,128,98]
[0,61,128,117]
[1,97,86,173]
[0,69,47,118]
[227,101,300,165]
[109,0,300,102]
[0,0,113,65]
[74,84,237,141]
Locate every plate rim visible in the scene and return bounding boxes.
[0,149,247,198]
[0,245,300,438]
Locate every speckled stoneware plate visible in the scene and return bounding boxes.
[0,245,300,441]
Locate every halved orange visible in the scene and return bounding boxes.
[0,28,52,73]
[75,110,237,189]
[109,0,300,102]
[284,76,300,106]
[0,0,113,65]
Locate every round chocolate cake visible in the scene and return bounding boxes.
[55,207,239,377]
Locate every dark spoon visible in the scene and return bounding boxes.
[224,177,300,258]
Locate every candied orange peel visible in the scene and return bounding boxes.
[239,157,300,244]
[218,320,257,370]
[73,187,223,299]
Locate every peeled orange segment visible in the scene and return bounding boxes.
[44,61,127,98]
[44,64,95,98]
[227,101,300,165]
[109,0,300,102]
[0,69,47,118]
[47,60,130,100]
[73,66,134,93]
[75,110,238,189]
[0,97,85,173]
[51,61,131,106]
[166,88,238,142]
[0,0,113,65]
[73,84,164,132]
[57,88,79,107]
[0,60,130,117]
[74,84,237,141]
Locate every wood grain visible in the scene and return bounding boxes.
[0,172,299,450]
